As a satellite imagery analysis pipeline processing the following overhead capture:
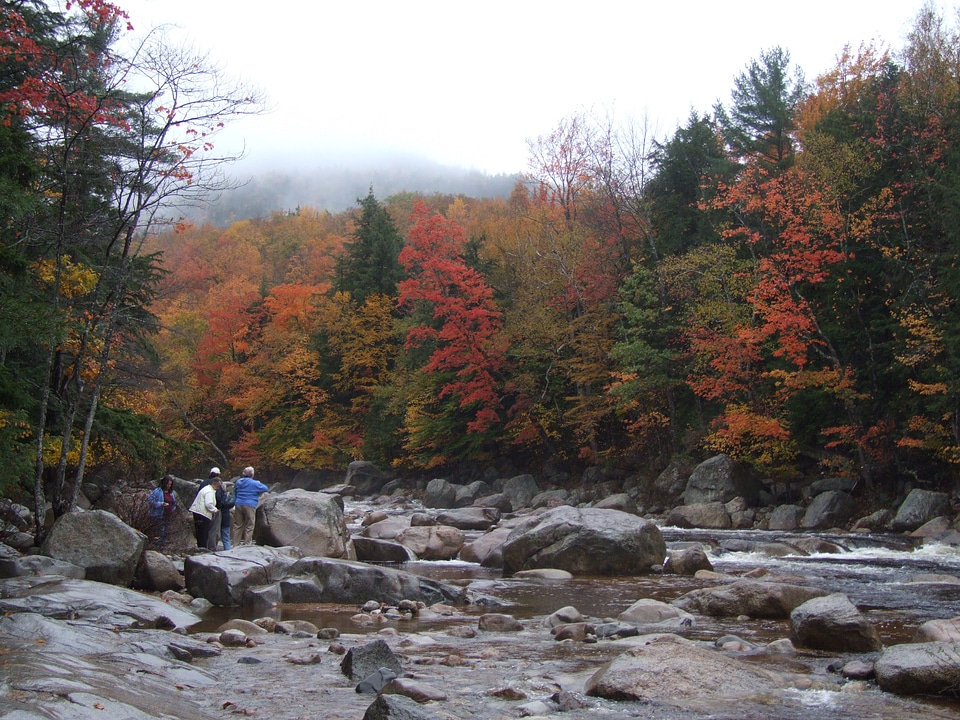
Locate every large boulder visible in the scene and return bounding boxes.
[345,461,390,497]
[395,525,465,560]
[790,593,882,652]
[352,537,415,563]
[254,489,351,558]
[673,580,830,619]
[800,490,855,530]
[422,478,458,509]
[40,509,145,586]
[682,454,758,506]
[435,506,500,531]
[501,505,665,576]
[651,459,693,503]
[585,634,783,707]
[454,481,493,508]
[665,502,732,529]
[184,544,303,605]
[286,557,466,606]
[501,474,539,511]
[767,504,805,531]
[874,641,960,696]
[891,489,952,532]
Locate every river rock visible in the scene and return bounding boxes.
[663,546,713,575]
[435,506,500,530]
[277,576,324,603]
[459,526,511,565]
[790,537,844,554]
[501,505,665,576]
[454,480,493,508]
[345,461,390,497]
[790,593,882,652]
[473,493,513,512]
[353,537,416,563]
[592,493,638,514]
[911,515,952,537]
[666,502,732,529]
[673,580,830,619]
[135,549,185,592]
[357,667,398,693]
[396,525,465,560]
[874,641,960,696]
[286,556,466,605]
[800,490,855,530]
[381,676,448,703]
[682,454,758,506]
[767,504,805,531]
[422,478,458,509]
[362,693,444,720]
[500,474,539,511]
[478,613,523,631]
[514,568,573,579]
[0,550,85,579]
[362,515,412,540]
[585,633,782,706]
[0,575,200,630]
[652,459,693,502]
[525,491,562,510]
[891,489,952,532]
[184,544,303,605]
[254,489,351,558]
[39,509,145,586]
[852,508,891,531]
[341,637,403,680]
[915,617,960,642]
[618,598,695,628]
[544,605,584,627]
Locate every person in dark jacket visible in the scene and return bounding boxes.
[214,471,235,550]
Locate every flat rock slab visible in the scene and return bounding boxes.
[0,575,200,630]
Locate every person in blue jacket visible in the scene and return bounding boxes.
[231,466,268,545]
[147,475,177,549]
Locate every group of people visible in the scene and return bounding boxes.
[147,465,269,552]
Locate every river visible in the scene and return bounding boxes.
[200,503,960,719]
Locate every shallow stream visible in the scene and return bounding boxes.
[198,505,960,719]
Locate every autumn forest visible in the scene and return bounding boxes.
[4,1,960,526]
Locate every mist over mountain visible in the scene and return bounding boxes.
[190,154,522,226]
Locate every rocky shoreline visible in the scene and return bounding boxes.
[2,455,960,718]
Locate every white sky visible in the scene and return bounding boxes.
[119,0,945,175]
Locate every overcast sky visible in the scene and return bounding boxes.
[119,0,944,175]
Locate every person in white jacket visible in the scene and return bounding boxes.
[189,477,221,551]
